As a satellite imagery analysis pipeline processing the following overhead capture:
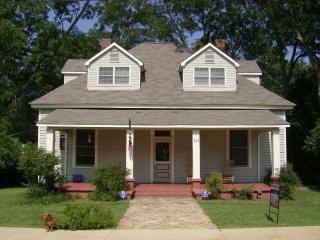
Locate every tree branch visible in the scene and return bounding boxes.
[65,0,90,34]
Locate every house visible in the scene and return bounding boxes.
[30,39,294,191]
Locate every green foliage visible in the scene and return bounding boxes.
[263,168,272,185]
[304,119,320,158]
[206,172,223,199]
[18,143,64,191]
[233,187,253,200]
[279,164,300,200]
[23,185,73,205]
[56,203,116,230]
[90,164,128,201]
[0,128,22,187]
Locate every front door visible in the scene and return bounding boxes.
[154,141,171,183]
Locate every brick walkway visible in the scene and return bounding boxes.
[117,197,216,229]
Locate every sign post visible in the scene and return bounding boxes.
[269,184,280,224]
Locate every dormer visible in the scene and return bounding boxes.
[180,42,239,91]
[237,60,262,85]
[85,40,144,90]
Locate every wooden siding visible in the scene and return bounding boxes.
[133,130,151,182]
[64,73,85,84]
[259,132,272,181]
[174,130,192,183]
[240,75,261,85]
[183,47,237,91]
[87,46,141,90]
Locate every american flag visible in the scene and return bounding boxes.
[128,118,132,146]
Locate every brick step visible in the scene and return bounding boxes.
[135,193,192,197]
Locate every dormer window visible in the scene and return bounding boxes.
[194,67,225,86]
[110,49,119,62]
[98,67,129,85]
[205,49,214,63]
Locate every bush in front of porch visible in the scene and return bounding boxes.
[206,172,223,199]
[89,164,129,201]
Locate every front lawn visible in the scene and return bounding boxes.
[0,188,128,228]
[199,188,320,228]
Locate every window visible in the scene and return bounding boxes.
[110,49,119,62]
[115,67,129,84]
[211,68,225,85]
[194,68,209,85]
[75,129,95,167]
[98,67,129,85]
[99,67,113,84]
[205,49,214,63]
[194,67,225,86]
[229,130,248,167]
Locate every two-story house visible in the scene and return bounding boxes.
[30,39,294,192]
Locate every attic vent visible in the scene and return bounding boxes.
[110,49,119,62]
[205,49,214,63]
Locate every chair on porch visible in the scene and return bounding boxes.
[221,160,235,184]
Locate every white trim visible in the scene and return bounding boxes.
[85,42,144,67]
[150,130,154,183]
[38,124,290,129]
[61,71,87,74]
[192,130,201,179]
[180,43,240,67]
[72,129,97,168]
[238,72,262,76]
[32,104,295,110]
[193,66,227,87]
[97,66,131,86]
[257,132,261,181]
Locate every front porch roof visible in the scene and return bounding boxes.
[37,109,289,128]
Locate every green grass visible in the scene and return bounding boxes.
[0,188,128,228]
[199,188,320,228]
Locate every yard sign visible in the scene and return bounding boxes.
[269,184,280,223]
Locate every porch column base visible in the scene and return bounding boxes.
[126,178,135,190]
[191,178,201,189]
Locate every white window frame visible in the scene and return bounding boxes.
[97,66,130,86]
[226,129,252,169]
[73,129,98,168]
[193,66,226,87]
[110,49,120,62]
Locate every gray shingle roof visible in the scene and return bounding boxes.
[32,42,293,108]
[38,109,288,126]
[237,60,262,73]
[61,59,87,72]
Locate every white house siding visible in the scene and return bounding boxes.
[271,110,287,166]
[239,74,260,85]
[259,131,272,181]
[183,47,237,91]
[133,130,151,182]
[38,109,60,157]
[87,46,141,90]
[200,130,226,178]
[63,73,85,84]
[174,130,192,183]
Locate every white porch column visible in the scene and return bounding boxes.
[192,130,201,188]
[126,129,135,189]
[45,127,54,153]
[272,128,281,177]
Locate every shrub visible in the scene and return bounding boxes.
[23,185,74,204]
[18,143,64,191]
[0,129,22,187]
[206,172,223,199]
[56,203,116,230]
[233,186,253,200]
[90,164,129,201]
[278,164,300,200]
[263,168,272,185]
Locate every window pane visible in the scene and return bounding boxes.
[211,68,225,85]
[156,142,170,161]
[230,130,247,147]
[230,148,248,166]
[194,68,209,85]
[99,67,113,76]
[99,76,113,84]
[115,76,129,84]
[115,67,129,76]
[76,130,95,166]
[154,130,171,136]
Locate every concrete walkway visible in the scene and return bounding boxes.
[0,226,319,240]
[117,197,216,229]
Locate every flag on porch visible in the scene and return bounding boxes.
[128,118,132,146]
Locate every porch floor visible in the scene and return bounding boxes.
[63,182,271,199]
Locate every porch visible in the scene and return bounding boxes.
[63,182,271,199]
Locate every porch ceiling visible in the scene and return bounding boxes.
[37,109,289,128]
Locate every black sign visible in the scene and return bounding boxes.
[269,184,280,223]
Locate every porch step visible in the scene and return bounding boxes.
[134,184,193,197]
